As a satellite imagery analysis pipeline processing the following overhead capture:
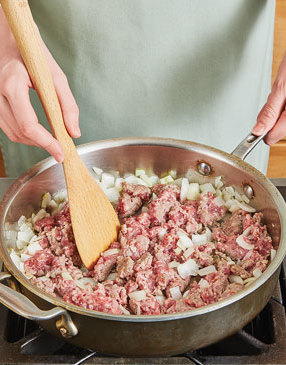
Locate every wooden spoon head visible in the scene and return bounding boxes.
[64,158,120,270]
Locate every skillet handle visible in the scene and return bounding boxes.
[0,272,78,338]
[231,132,267,160]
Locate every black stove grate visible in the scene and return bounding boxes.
[1,261,286,365]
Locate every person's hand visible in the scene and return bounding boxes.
[252,52,286,145]
[0,9,80,162]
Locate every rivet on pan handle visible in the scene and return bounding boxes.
[0,272,78,338]
[231,132,267,160]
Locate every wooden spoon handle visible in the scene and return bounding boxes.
[1,0,75,158]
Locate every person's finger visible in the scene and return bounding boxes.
[252,81,286,135]
[26,123,64,162]
[1,83,64,162]
[264,108,286,146]
[53,73,80,138]
[1,73,39,126]
[0,95,23,143]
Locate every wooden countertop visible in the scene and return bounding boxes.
[267,0,286,178]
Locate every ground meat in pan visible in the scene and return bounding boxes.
[21,181,274,316]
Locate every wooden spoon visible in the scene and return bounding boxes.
[1,0,120,270]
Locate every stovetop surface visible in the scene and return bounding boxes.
[0,178,286,365]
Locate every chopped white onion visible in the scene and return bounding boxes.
[168,261,179,269]
[29,235,41,243]
[214,176,223,189]
[243,250,253,261]
[41,192,51,209]
[129,290,147,301]
[244,277,257,287]
[48,199,58,209]
[205,227,212,241]
[76,277,97,289]
[224,198,237,210]
[156,295,166,306]
[229,275,244,285]
[158,228,167,240]
[101,173,115,188]
[173,178,183,186]
[229,203,240,213]
[27,241,43,255]
[19,262,25,273]
[234,191,242,201]
[271,249,276,261]
[198,265,216,276]
[225,186,235,195]
[53,189,67,203]
[177,259,199,279]
[235,200,256,213]
[18,216,26,226]
[32,209,47,224]
[61,272,73,281]
[236,235,254,250]
[200,183,216,195]
[101,248,120,257]
[92,166,103,175]
[115,178,124,190]
[20,253,31,262]
[105,187,120,203]
[124,175,139,184]
[183,289,190,298]
[226,257,235,265]
[119,305,131,315]
[160,175,174,184]
[19,222,32,232]
[18,229,34,243]
[10,249,21,268]
[106,273,117,281]
[136,178,148,187]
[149,175,160,185]
[183,247,194,258]
[152,193,158,201]
[242,226,252,237]
[192,229,211,246]
[253,268,262,278]
[241,194,250,204]
[170,286,182,300]
[174,247,182,255]
[186,183,200,200]
[199,279,210,288]
[213,196,225,207]
[16,240,27,250]
[138,174,152,187]
[177,234,193,250]
[135,168,146,177]
[180,178,189,202]
[5,230,17,241]
[168,170,177,179]
[177,240,186,251]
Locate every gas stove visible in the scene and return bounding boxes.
[0,178,286,365]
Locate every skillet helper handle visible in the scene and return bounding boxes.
[231,132,268,160]
[1,0,75,158]
[0,272,78,338]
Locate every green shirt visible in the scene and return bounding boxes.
[0,0,275,177]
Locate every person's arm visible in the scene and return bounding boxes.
[253,52,286,145]
[0,8,80,162]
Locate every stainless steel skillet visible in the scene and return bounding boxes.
[0,132,285,356]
